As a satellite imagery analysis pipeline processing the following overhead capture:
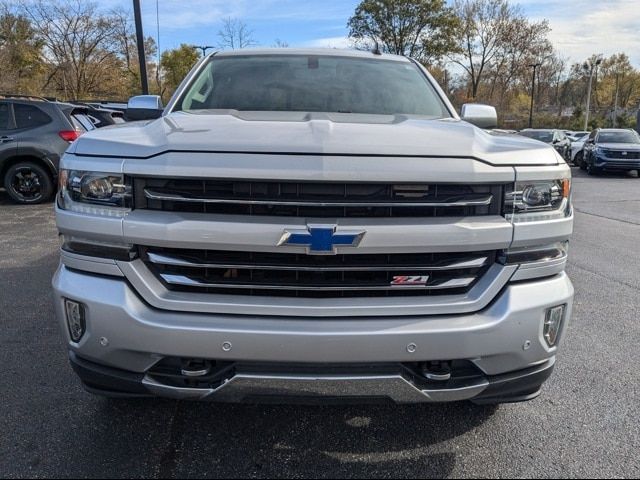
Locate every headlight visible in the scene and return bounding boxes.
[58,170,132,217]
[505,179,571,222]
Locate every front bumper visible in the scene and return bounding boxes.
[53,265,573,403]
[594,156,640,171]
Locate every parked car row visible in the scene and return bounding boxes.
[514,127,640,177]
[0,94,130,204]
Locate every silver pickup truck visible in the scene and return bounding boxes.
[53,49,573,405]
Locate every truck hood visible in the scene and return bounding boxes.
[71,111,559,166]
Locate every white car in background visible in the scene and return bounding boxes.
[570,134,589,166]
[565,131,590,141]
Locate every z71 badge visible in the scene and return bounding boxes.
[391,276,430,286]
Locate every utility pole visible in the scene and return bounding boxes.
[133,0,149,95]
[192,45,215,57]
[583,55,603,131]
[528,63,541,128]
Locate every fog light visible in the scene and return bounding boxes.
[64,299,86,343]
[544,305,566,347]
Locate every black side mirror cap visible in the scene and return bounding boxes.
[125,108,164,121]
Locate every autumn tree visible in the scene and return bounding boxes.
[348,0,460,65]
[0,6,45,94]
[111,7,159,97]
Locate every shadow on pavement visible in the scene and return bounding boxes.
[85,396,498,478]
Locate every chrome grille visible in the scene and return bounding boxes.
[134,179,504,218]
[141,247,496,298]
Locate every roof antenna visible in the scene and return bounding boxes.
[372,40,382,56]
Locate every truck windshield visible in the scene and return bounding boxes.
[598,131,640,144]
[175,55,450,118]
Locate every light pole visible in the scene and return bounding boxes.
[133,0,149,95]
[583,55,603,131]
[528,63,541,128]
[192,46,214,57]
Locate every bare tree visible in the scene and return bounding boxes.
[217,18,256,50]
[272,39,289,48]
[451,0,517,99]
[19,0,122,99]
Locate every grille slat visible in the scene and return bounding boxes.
[142,247,496,299]
[144,189,493,208]
[146,251,490,272]
[136,179,503,218]
[602,150,640,159]
[159,273,477,291]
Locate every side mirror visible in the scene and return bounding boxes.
[126,95,164,121]
[461,103,498,128]
[461,103,498,129]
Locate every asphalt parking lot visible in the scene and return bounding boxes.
[1,168,639,479]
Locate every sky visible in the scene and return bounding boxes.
[108,0,640,67]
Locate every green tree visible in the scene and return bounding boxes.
[348,0,460,65]
[160,44,199,99]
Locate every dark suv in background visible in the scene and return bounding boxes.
[518,129,572,161]
[0,95,94,204]
[73,103,126,129]
[582,128,640,176]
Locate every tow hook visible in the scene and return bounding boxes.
[181,359,212,378]
[421,361,452,382]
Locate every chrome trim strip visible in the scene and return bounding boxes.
[146,251,490,272]
[142,373,489,403]
[61,251,124,277]
[159,273,476,291]
[144,189,493,208]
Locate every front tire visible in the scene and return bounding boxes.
[575,152,586,170]
[3,162,54,204]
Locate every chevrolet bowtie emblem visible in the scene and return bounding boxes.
[278,225,366,255]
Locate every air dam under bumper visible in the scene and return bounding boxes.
[70,351,555,404]
[53,266,573,403]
